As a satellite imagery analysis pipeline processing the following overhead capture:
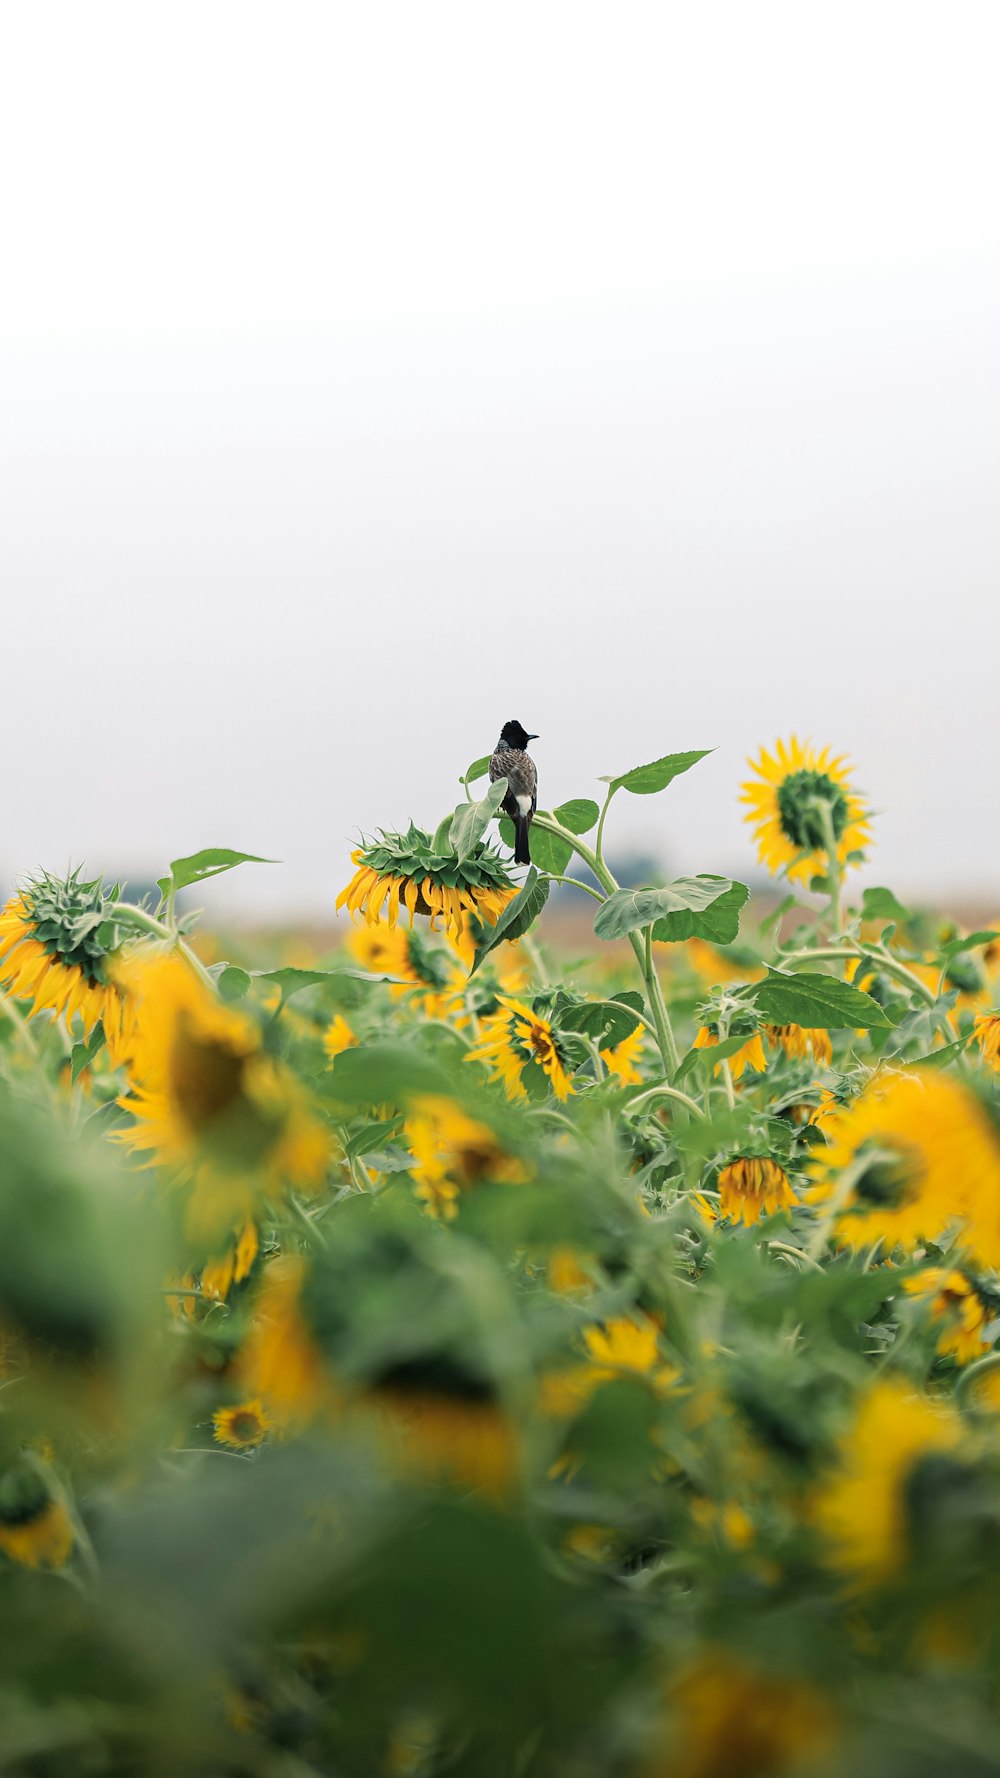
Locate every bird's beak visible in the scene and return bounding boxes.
[527,733,539,740]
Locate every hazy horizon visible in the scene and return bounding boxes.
[3,3,999,917]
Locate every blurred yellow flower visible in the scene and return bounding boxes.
[903,1268,994,1365]
[212,1398,271,1450]
[601,1023,645,1084]
[404,1093,526,1220]
[0,1471,74,1571]
[808,1068,1000,1262]
[693,1026,766,1080]
[741,736,871,886]
[717,1157,797,1228]
[656,1649,835,1778]
[322,1013,357,1062]
[813,1377,961,1585]
[974,1012,1000,1071]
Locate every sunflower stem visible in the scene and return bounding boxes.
[816,801,844,937]
[623,1081,707,1121]
[777,942,938,1009]
[105,903,218,993]
[532,812,681,1079]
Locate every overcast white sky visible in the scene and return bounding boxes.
[2,2,999,916]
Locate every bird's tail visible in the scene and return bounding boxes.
[514,815,532,866]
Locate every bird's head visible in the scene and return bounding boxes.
[498,720,538,750]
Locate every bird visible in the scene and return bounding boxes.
[490,720,538,866]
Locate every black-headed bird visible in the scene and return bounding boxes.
[490,720,538,866]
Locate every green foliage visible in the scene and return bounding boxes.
[594,876,740,941]
[750,967,896,1028]
[600,747,713,796]
[156,847,274,900]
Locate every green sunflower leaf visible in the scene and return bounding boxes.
[939,929,1000,960]
[749,969,895,1029]
[70,1020,106,1083]
[651,879,749,945]
[861,886,911,926]
[157,848,275,900]
[216,965,252,1001]
[469,868,550,976]
[528,820,573,877]
[599,749,714,797]
[450,778,509,863]
[594,877,737,942]
[557,998,641,1048]
[461,755,492,787]
[552,799,600,834]
[674,1030,758,1086]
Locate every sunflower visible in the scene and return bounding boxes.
[116,954,329,1293]
[658,1650,835,1778]
[717,1157,797,1228]
[812,1377,962,1585]
[541,1314,677,1416]
[766,1025,833,1067]
[741,737,871,887]
[693,1025,767,1081]
[337,824,516,943]
[404,1093,526,1220]
[322,1014,357,1062]
[0,872,142,1065]
[467,996,573,1101]
[212,1397,271,1450]
[0,1467,74,1570]
[367,1354,518,1499]
[807,1069,1000,1260]
[903,1268,996,1365]
[974,1012,1000,1071]
[240,1255,338,1430]
[600,1023,645,1085]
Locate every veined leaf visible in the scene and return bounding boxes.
[462,755,491,786]
[552,799,600,834]
[861,886,910,926]
[157,848,275,900]
[651,879,749,945]
[470,868,550,976]
[940,929,1000,960]
[750,969,895,1029]
[558,998,641,1049]
[599,749,713,797]
[529,820,573,877]
[450,778,508,862]
[594,877,736,942]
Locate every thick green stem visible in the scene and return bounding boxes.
[531,813,680,1078]
[778,942,937,1008]
[623,1081,706,1120]
[107,903,218,993]
[815,801,843,937]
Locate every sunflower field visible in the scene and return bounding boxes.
[4,739,1000,1778]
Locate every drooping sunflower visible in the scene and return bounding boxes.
[765,1024,833,1067]
[337,824,517,943]
[693,1024,767,1081]
[404,1093,526,1220]
[807,1068,1000,1260]
[717,1157,797,1228]
[0,1466,74,1570]
[467,996,573,1101]
[0,872,142,1065]
[812,1376,962,1585]
[116,954,330,1294]
[212,1397,271,1450]
[741,737,871,887]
